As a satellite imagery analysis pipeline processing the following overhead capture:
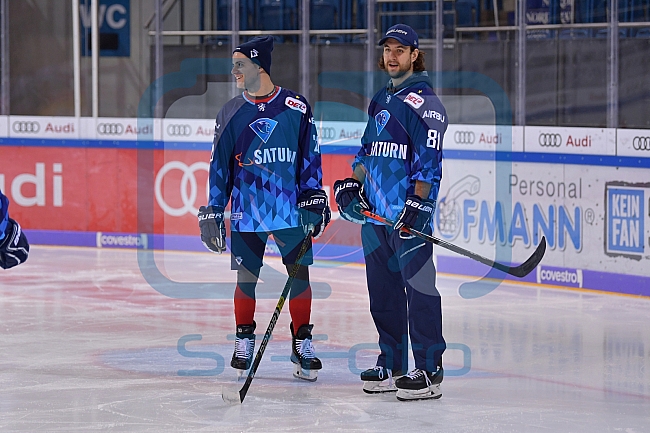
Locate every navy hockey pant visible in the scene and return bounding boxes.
[361,223,445,373]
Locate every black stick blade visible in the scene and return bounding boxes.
[508,236,547,277]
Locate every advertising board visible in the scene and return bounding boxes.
[616,128,650,158]
[444,125,524,152]
[1,116,649,295]
[9,116,80,139]
[524,126,616,155]
[435,158,650,293]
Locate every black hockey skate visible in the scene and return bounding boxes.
[290,323,322,382]
[395,364,443,401]
[360,366,406,394]
[230,322,256,380]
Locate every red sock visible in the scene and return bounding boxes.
[289,285,312,330]
[234,284,256,326]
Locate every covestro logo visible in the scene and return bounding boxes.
[96,232,148,249]
[536,265,583,288]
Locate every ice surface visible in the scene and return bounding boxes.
[0,246,648,432]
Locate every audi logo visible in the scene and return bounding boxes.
[12,121,40,133]
[318,127,336,140]
[454,131,475,144]
[155,160,210,217]
[632,136,650,151]
[167,124,192,136]
[538,133,562,147]
[97,123,124,135]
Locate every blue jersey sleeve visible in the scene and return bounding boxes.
[297,101,323,192]
[0,190,9,242]
[352,107,375,174]
[402,90,447,202]
[208,99,244,208]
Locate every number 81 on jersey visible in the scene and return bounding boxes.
[427,129,441,150]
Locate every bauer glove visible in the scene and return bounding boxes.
[0,218,30,269]
[198,205,227,253]
[333,178,371,224]
[297,189,331,239]
[394,195,436,239]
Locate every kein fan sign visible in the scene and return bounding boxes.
[605,182,647,258]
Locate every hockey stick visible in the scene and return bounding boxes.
[361,210,546,278]
[222,229,314,405]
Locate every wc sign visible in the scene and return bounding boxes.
[79,0,130,57]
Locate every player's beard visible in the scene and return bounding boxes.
[385,59,413,81]
[388,68,410,81]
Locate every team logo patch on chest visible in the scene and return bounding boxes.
[285,96,307,113]
[375,110,390,135]
[404,92,424,109]
[249,118,278,143]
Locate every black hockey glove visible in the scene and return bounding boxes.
[198,205,227,253]
[394,195,436,239]
[297,189,331,239]
[334,178,371,225]
[0,218,30,269]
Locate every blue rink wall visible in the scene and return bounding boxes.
[2,117,650,298]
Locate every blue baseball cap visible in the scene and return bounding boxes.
[378,24,419,48]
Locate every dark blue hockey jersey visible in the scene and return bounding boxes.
[208,87,322,232]
[354,72,447,227]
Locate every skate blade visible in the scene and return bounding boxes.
[363,381,398,394]
[293,364,318,382]
[221,385,243,405]
[396,385,442,401]
[235,369,247,381]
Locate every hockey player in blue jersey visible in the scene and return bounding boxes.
[334,24,447,401]
[197,36,330,381]
[0,189,29,269]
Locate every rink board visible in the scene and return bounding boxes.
[1,118,650,296]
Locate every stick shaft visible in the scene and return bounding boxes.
[236,231,313,403]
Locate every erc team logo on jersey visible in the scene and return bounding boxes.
[404,92,424,109]
[375,110,390,135]
[249,118,278,143]
[285,96,307,113]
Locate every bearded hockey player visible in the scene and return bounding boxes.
[334,24,447,401]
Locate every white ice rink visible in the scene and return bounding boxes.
[1,245,649,432]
